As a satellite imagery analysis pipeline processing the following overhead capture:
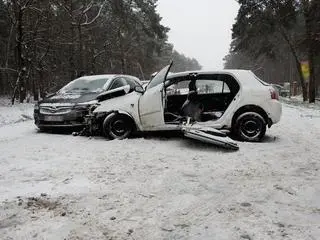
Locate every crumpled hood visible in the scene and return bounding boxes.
[39,92,99,104]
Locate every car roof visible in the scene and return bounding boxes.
[167,69,251,78]
[166,69,269,87]
[76,74,135,80]
[75,74,142,85]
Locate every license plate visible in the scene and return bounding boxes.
[44,115,64,122]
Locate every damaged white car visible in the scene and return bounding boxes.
[82,62,282,150]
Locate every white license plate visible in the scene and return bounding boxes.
[44,115,64,122]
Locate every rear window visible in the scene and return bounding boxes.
[253,73,270,86]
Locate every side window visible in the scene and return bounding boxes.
[109,77,127,90]
[223,82,231,93]
[166,80,190,96]
[196,79,230,94]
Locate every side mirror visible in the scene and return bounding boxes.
[134,85,145,93]
[45,92,56,98]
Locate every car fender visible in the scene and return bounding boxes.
[102,110,137,131]
[93,91,142,130]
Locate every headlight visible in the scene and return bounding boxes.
[74,104,90,110]
[77,100,98,106]
[74,100,99,110]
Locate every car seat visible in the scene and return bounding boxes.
[181,90,204,121]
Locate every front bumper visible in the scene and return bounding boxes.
[34,109,89,128]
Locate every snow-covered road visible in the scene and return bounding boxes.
[0,103,319,240]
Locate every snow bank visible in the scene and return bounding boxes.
[0,96,34,127]
[281,96,320,110]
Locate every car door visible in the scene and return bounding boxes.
[138,62,172,129]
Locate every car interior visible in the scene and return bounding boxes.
[163,73,240,124]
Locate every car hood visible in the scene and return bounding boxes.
[39,92,100,105]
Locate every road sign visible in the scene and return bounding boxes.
[301,61,310,82]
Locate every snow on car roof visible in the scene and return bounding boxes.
[75,74,143,85]
[76,74,118,80]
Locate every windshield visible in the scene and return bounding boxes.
[59,77,109,94]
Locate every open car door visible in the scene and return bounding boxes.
[138,62,173,129]
[182,121,239,150]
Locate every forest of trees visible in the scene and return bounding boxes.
[224,0,320,103]
[0,0,201,103]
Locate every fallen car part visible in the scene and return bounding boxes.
[182,121,239,150]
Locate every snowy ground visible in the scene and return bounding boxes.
[0,97,34,127]
[280,95,320,110]
[0,100,319,240]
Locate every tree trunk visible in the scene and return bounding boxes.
[308,48,316,103]
[17,9,26,103]
[32,76,38,101]
[279,27,308,101]
[78,23,84,73]
[38,69,45,99]
[121,57,126,74]
[69,0,75,80]
[11,0,26,104]
[303,0,317,103]
[5,24,14,95]
[0,74,4,95]
[11,70,21,105]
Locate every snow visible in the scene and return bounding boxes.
[281,96,320,110]
[0,100,319,239]
[50,94,81,99]
[0,97,34,127]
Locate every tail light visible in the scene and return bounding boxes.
[270,88,279,100]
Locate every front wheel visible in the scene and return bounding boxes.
[102,113,134,140]
[233,112,266,142]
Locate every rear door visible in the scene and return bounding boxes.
[138,62,172,129]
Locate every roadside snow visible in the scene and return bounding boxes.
[0,97,34,127]
[0,102,319,240]
[281,96,320,110]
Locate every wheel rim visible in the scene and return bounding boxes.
[110,119,128,137]
[240,119,262,139]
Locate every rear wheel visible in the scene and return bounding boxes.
[102,113,134,140]
[233,112,266,142]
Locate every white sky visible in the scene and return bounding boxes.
[156,0,239,70]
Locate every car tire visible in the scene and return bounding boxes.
[102,113,133,140]
[233,112,266,142]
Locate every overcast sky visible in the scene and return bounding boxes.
[156,0,239,70]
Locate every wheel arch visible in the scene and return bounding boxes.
[103,110,138,132]
[232,105,269,128]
